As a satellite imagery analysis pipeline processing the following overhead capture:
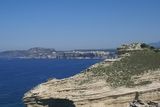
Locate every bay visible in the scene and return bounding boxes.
[0,59,101,107]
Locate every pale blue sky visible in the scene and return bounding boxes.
[0,0,160,51]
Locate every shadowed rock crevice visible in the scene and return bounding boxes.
[35,98,75,107]
[129,92,160,107]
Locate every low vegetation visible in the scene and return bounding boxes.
[91,50,160,87]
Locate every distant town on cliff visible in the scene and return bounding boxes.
[0,41,159,59]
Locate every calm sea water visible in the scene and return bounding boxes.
[0,59,101,107]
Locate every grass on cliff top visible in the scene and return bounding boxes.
[91,50,160,87]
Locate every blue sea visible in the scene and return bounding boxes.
[0,59,101,107]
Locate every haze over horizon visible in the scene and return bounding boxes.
[0,0,160,51]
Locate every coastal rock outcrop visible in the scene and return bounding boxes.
[23,43,160,107]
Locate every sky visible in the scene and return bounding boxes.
[0,0,160,51]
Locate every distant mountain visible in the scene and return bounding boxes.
[150,41,160,48]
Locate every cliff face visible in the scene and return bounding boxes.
[23,70,160,107]
[23,43,160,107]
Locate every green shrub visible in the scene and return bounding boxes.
[92,50,160,87]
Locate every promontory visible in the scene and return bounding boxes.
[23,43,160,107]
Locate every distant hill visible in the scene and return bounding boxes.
[150,41,160,48]
[0,47,116,59]
[0,47,56,59]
